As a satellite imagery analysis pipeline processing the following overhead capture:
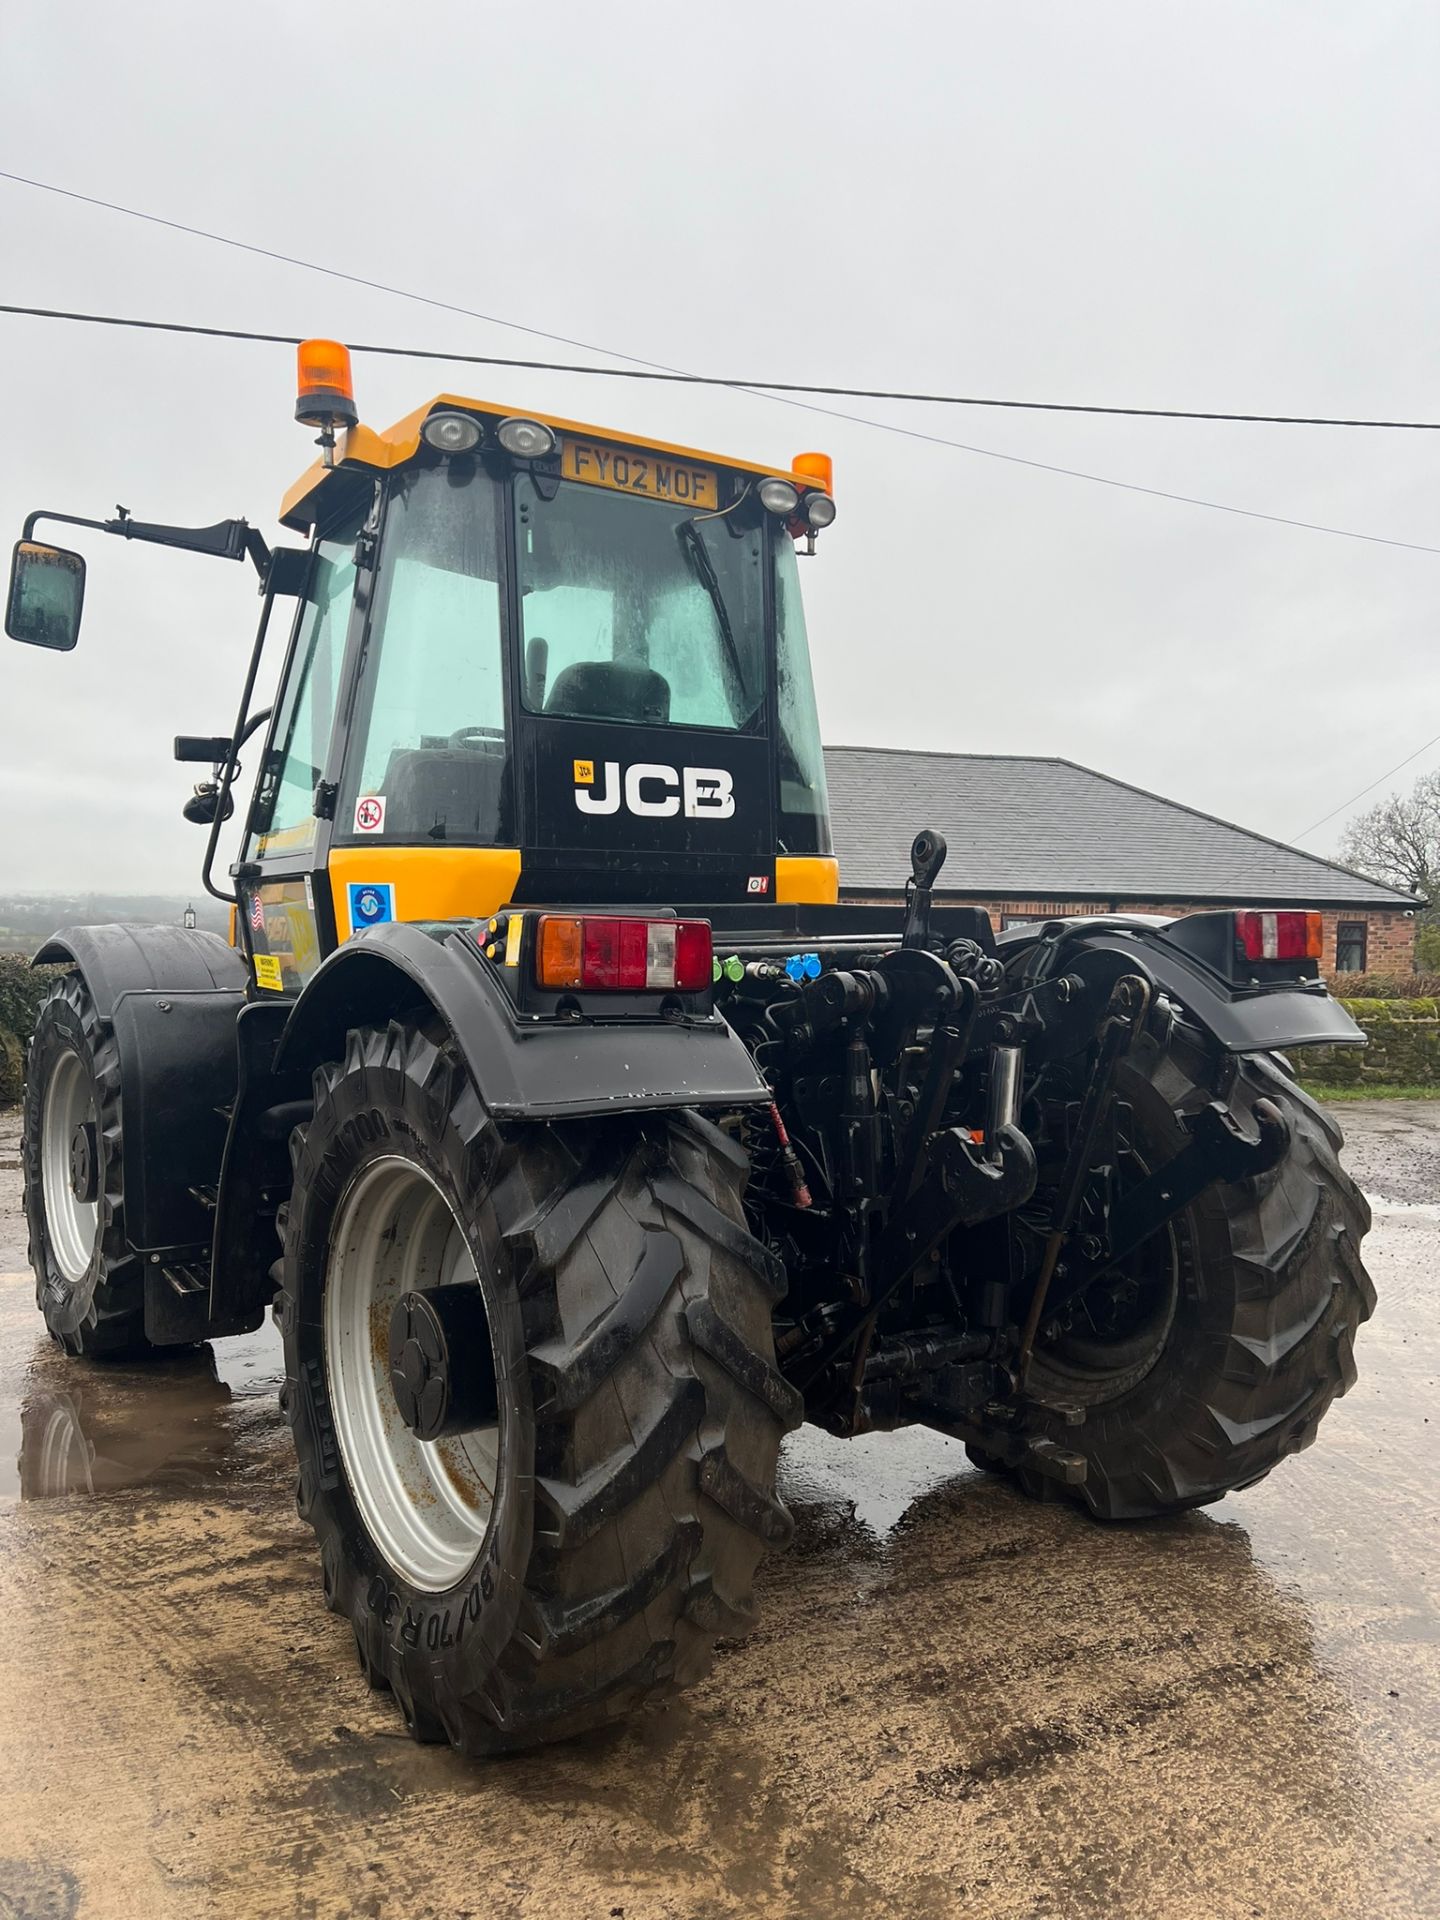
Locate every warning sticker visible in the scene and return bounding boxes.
[353,794,387,834]
[253,953,284,992]
[348,882,396,932]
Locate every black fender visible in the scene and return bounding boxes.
[273,921,771,1119]
[33,927,247,1259]
[1033,923,1365,1056]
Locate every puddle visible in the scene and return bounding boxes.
[779,1421,977,1539]
[0,1272,285,1503]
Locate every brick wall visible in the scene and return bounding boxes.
[841,894,1416,977]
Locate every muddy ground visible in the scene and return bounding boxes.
[0,1100,1435,1920]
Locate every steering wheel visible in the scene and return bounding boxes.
[447,725,505,749]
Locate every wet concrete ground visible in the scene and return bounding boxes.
[0,1102,1435,1920]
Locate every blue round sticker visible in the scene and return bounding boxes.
[348,882,395,929]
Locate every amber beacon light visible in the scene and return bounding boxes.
[295,339,358,464]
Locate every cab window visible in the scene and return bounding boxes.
[774,532,831,854]
[515,476,764,732]
[252,516,361,858]
[341,465,509,843]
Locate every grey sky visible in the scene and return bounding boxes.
[2,0,1436,893]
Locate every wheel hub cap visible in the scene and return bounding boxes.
[69,1121,98,1204]
[387,1285,497,1442]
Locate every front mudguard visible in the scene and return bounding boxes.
[274,921,771,1120]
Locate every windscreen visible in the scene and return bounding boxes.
[515,475,764,733]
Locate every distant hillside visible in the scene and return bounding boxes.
[0,892,230,953]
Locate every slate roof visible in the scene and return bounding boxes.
[823,746,1414,909]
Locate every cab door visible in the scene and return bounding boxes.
[237,501,366,996]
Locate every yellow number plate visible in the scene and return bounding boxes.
[562,438,718,511]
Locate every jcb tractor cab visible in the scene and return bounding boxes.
[8,344,1373,1755]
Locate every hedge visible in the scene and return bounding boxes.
[0,954,62,1042]
[0,954,64,1106]
[1319,972,1440,1000]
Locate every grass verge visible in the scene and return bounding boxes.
[1299,1083,1440,1103]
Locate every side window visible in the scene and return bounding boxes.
[340,466,507,844]
[253,523,361,857]
[1335,921,1367,972]
[773,532,832,854]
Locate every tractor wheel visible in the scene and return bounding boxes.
[1008,1043,1373,1520]
[278,1021,799,1755]
[23,973,151,1357]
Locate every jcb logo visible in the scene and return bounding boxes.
[574,760,736,820]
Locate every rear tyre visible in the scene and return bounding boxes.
[23,973,151,1357]
[1011,1043,1373,1520]
[279,1021,799,1754]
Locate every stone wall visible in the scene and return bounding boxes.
[1297,998,1440,1088]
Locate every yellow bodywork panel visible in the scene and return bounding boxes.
[281,393,831,531]
[775,856,839,906]
[326,848,836,938]
[329,845,523,940]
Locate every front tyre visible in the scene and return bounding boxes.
[279,1021,799,1754]
[23,974,150,1357]
[1015,1044,1373,1520]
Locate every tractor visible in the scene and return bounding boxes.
[6,342,1373,1753]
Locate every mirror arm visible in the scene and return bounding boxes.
[201,582,282,913]
[21,508,271,579]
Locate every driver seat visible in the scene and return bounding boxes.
[546,659,670,725]
[382,739,508,840]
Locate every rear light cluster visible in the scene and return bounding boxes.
[536,915,713,992]
[1235,910,1323,963]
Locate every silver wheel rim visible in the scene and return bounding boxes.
[41,1049,99,1285]
[324,1155,500,1592]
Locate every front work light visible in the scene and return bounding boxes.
[1235,910,1323,963]
[536,915,713,992]
[295,339,358,431]
[497,418,558,459]
[758,478,800,515]
[805,493,837,530]
[422,412,483,453]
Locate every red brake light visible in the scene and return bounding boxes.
[1235,910,1323,963]
[536,916,712,992]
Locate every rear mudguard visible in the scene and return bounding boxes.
[1022,922,1365,1056]
[273,920,771,1119]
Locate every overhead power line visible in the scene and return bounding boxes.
[1,296,1437,430]
[3,167,1440,432]
[1292,728,1440,842]
[3,171,1440,555]
[6,300,1440,558]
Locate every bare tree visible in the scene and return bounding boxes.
[1337,770,1440,904]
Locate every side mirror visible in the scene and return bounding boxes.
[182,783,235,826]
[6,540,86,651]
